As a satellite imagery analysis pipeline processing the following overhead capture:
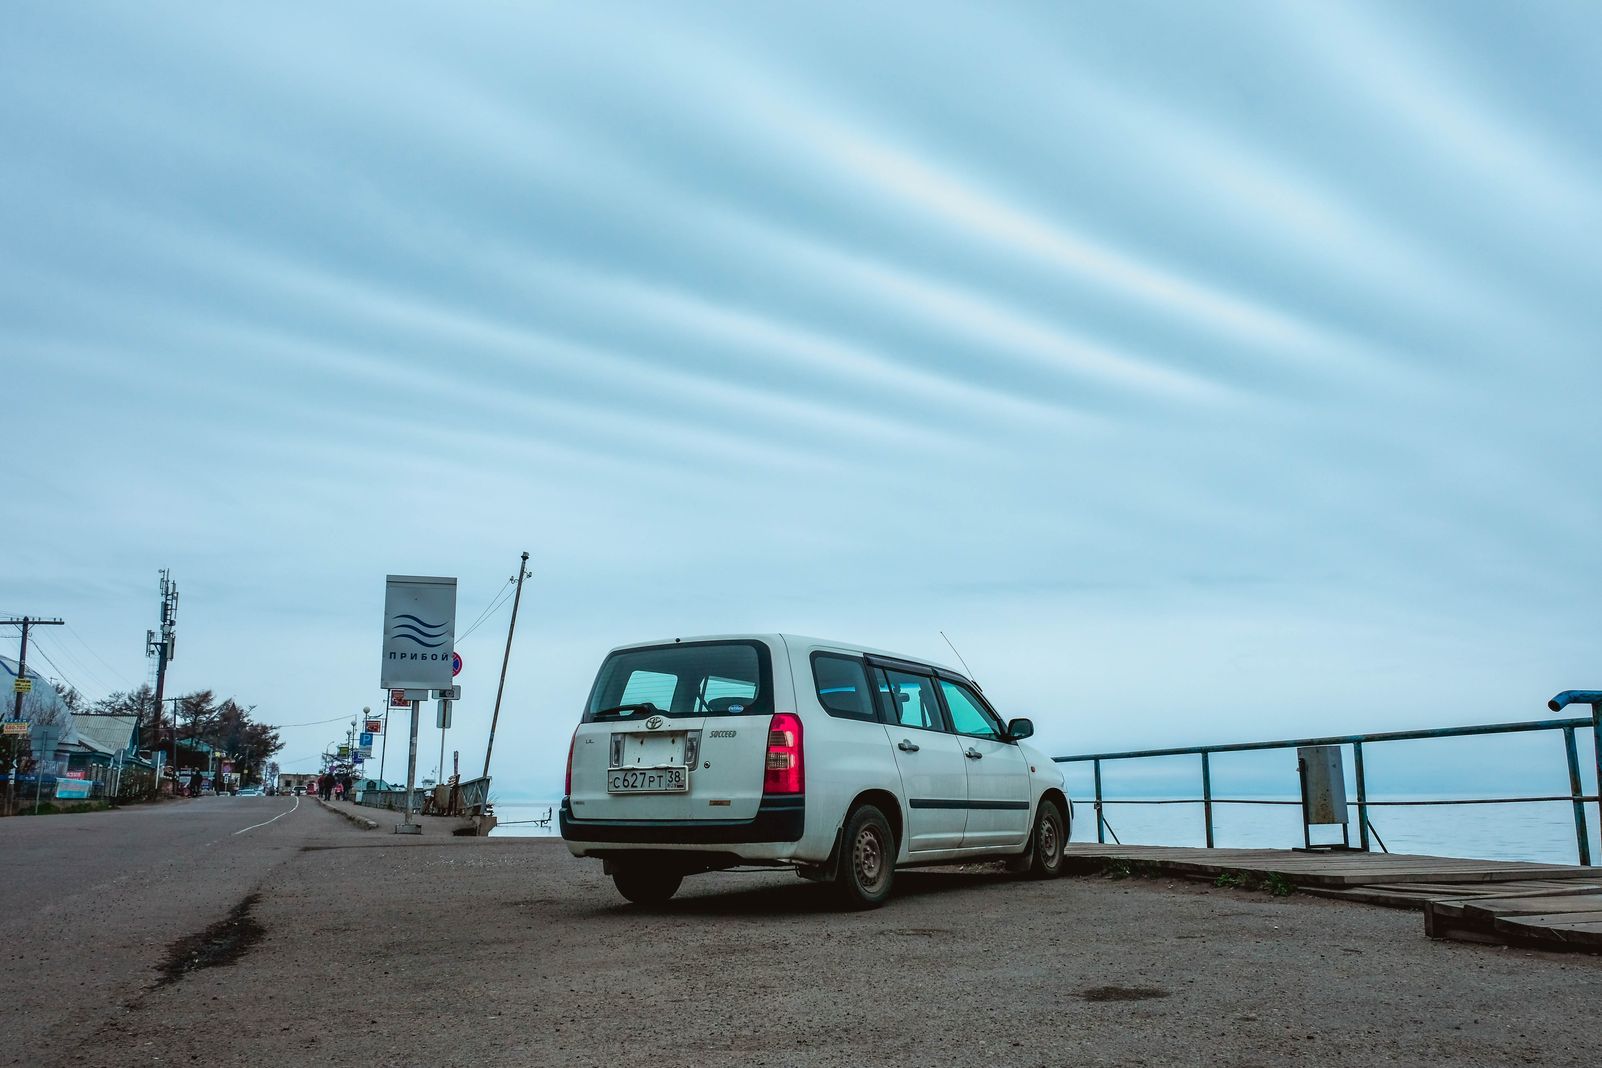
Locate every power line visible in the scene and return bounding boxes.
[64,623,129,686]
[456,579,515,644]
[22,638,84,696]
[33,630,114,697]
[270,714,356,729]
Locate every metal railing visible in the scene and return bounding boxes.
[1054,690,1602,866]
[357,775,492,816]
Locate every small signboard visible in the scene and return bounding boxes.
[1,721,28,736]
[364,719,383,734]
[337,744,351,759]
[359,732,374,747]
[358,745,373,758]
[380,575,458,690]
[12,678,31,694]
[436,700,452,730]
[432,686,461,701]
[30,726,60,761]
[389,689,408,708]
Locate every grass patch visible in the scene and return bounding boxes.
[12,799,110,816]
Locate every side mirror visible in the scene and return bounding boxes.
[1007,717,1034,741]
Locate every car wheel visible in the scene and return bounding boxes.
[835,804,895,909]
[612,868,683,906]
[1028,798,1068,879]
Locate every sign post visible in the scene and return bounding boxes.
[382,575,457,834]
[31,725,60,815]
[436,698,453,793]
[403,699,422,833]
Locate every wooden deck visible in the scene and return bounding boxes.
[1063,843,1602,951]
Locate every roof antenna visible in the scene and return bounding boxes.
[939,630,977,683]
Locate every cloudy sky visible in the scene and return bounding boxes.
[4,2,1599,802]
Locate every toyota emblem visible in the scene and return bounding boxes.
[645,715,664,730]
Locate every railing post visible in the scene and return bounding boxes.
[1353,740,1369,852]
[1200,751,1214,848]
[1563,726,1591,867]
[1592,703,1602,865]
[1093,758,1105,844]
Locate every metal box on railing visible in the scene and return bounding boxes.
[1297,745,1347,825]
[1297,744,1355,850]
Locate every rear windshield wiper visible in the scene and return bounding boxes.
[590,702,663,720]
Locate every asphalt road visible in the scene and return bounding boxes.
[2,799,1598,1068]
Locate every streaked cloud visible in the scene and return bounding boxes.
[2,1,1597,794]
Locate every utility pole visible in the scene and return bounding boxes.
[8,616,65,721]
[483,552,531,781]
[5,616,65,817]
[146,571,178,791]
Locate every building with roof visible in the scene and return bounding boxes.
[65,713,142,772]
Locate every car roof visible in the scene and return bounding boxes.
[607,633,966,680]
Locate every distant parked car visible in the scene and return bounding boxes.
[293,785,306,796]
[238,786,264,797]
[561,634,1071,909]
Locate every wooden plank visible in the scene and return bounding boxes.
[1492,915,1602,948]
[1462,895,1602,920]
[1301,886,1442,910]
[1063,844,1601,888]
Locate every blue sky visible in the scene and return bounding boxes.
[4,2,1599,801]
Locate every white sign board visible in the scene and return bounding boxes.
[380,575,458,689]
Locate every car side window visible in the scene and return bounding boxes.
[812,654,877,721]
[940,679,1003,740]
[875,667,947,731]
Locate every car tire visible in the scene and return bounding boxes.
[1027,798,1068,879]
[612,868,683,906]
[835,804,895,909]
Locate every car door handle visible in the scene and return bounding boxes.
[897,739,920,753]
[965,747,983,760]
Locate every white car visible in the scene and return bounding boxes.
[561,634,1071,908]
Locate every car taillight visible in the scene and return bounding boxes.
[564,727,578,796]
[763,713,804,795]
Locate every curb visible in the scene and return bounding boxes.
[315,797,379,831]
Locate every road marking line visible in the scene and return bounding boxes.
[233,795,299,835]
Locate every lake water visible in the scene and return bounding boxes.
[491,797,1601,864]
[491,801,562,837]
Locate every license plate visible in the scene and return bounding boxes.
[607,767,688,793]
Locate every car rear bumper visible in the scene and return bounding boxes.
[559,794,805,849]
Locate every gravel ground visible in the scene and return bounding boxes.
[3,799,1597,1067]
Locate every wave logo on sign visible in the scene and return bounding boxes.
[387,614,451,649]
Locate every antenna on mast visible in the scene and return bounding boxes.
[939,630,977,683]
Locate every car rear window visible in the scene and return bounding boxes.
[584,640,773,721]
